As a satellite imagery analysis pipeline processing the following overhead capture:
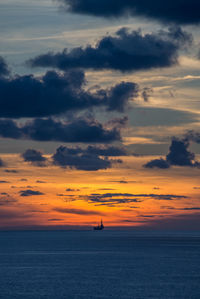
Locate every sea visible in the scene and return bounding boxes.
[0,230,200,299]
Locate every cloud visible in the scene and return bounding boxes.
[185,130,200,143]
[0,70,138,117]
[0,118,121,143]
[144,158,170,169]
[84,192,187,205]
[36,180,46,183]
[59,145,127,156]
[166,138,196,166]
[22,149,47,166]
[0,158,5,167]
[53,207,104,215]
[4,169,18,173]
[0,57,9,77]
[58,0,200,25]
[19,190,45,196]
[52,145,118,171]
[29,27,191,72]
[179,207,200,210]
[66,188,80,191]
[144,138,200,169]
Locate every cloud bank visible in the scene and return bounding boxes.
[29,27,191,72]
[0,70,138,118]
[52,146,122,171]
[58,0,200,25]
[0,118,121,143]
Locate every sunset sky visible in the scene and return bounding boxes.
[0,0,200,230]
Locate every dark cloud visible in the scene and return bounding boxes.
[0,70,138,117]
[67,145,128,156]
[59,0,200,25]
[0,57,9,77]
[179,207,200,210]
[84,192,187,205]
[0,118,121,143]
[0,180,10,183]
[66,188,80,191]
[4,169,18,173]
[108,180,142,184]
[22,149,47,166]
[53,207,104,215]
[48,218,64,221]
[36,180,46,183]
[29,27,191,72]
[166,138,197,167]
[0,158,5,167]
[52,145,118,171]
[144,158,170,169]
[144,138,200,169]
[19,190,45,196]
[185,130,200,143]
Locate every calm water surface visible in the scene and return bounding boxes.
[0,230,200,299]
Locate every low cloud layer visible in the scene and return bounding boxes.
[85,192,187,205]
[0,70,138,118]
[59,0,200,25]
[0,118,121,143]
[54,207,104,215]
[52,146,122,171]
[29,27,191,72]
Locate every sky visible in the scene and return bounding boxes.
[0,0,200,230]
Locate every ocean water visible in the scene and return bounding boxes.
[0,231,200,299]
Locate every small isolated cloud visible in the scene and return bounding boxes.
[52,146,122,171]
[166,138,195,166]
[19,189,45,197]
[53,207,104,216]
[22,149,47,166]
[66,188,80,192]
[29,27,191,72]
[144,138,200,169]
[36,180,46,183]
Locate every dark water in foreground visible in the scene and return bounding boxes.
[0,231,200,299]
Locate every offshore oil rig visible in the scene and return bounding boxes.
[93,219,104,230]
